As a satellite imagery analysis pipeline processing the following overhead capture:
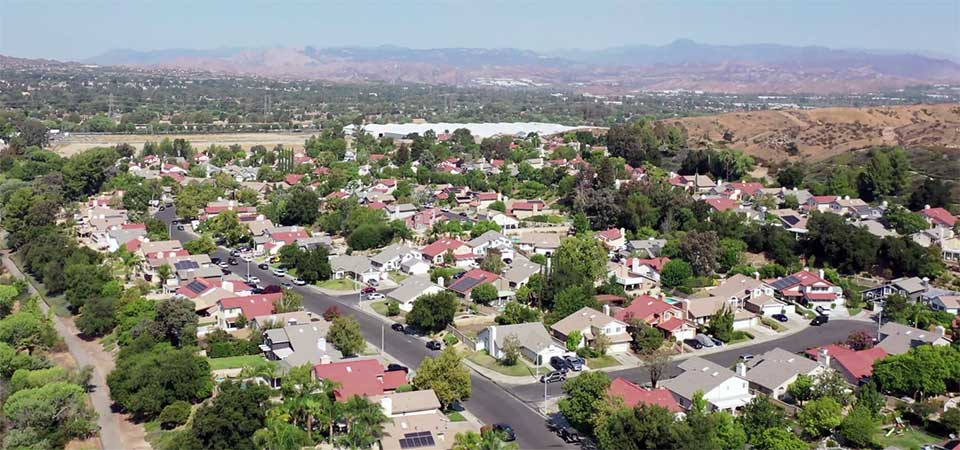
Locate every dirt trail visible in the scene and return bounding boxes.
[1,252,151,450]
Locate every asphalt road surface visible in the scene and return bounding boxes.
[157,207,572,449]
[158,207,872,449]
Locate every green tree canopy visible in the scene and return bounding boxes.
[412,347,471,409]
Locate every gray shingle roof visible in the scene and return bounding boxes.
[744,347,821,392]
[661,357,738,401]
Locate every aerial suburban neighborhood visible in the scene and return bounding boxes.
[1,2,960,450]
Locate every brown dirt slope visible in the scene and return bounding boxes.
[663,103,960,163]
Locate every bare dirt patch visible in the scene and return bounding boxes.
[52,132,316,157]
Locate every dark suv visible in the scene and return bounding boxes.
[549,356,571,373]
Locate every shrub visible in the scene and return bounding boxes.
[159,400,191,429]
[395,384,414,393]
[386,301,400,316]
[443,333,459,346]
[323,306,341,322]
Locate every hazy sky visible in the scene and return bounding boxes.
[2,0,958,61]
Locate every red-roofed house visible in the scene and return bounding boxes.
[608,257,671,291]
[373,178,397,193]
[770,269,843,308]
[805,345,887,383]
[472,192,502,209]
[314,167,332,176]
[313,359,407,402]
[805,196,837,213]
[509,200,547,219]
[921,206,957,228]
[405,208,449,234]
[369,153,387,162]
[608,378,683,413]
[598,228,626,250]
[215,293,282,331]
[420,238,470,265]
[447,268,501,297]
[705,198,741,213]
[615,295,695,341]
[284,173,306,187]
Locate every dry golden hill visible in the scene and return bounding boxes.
[663,103,960,163]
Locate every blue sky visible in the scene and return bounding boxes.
[2,0,958,61]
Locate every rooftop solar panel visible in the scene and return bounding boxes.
[186,280,208,294]
[399,432,435,449]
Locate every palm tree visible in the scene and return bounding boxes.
[254,411,311,450]
[340,395,387,446]
[240,360,280,388]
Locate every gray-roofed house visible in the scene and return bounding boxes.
[743,347,825,398]
[330,255,382,284]
[467,231,514,258]
[550,306,632,354]
[862,276,930,303]
[387,276,444,311]
[930,295,960,315]
[477,322,566,365]
[877,322,951,355]
[251,311,320,330]
[856,219,898,239]
[661,357,753,412]
[627,238,668,258]
[518,233,562,256]
[501,256,542,288]
[261,322,342,376]
[371,244,422,273]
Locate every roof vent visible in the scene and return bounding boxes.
[346,366,352,373]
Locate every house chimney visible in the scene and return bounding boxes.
[320,354,331,365]
[603,304,611,316]
[437,277,444,288]
[935,325,946,337]
[736,362,747,377]
[317,337,327,351]
[753,272,760,280]
[819,269,825,280]
[924,204,931,210]
[818,347,831,368]
[380,396,393,417]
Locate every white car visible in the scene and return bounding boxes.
[272,268,286,277]
[241,254,253,262]
[292,278,307,286]
[246,276,261,284]
[366,293,385,300]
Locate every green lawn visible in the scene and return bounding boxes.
[760,316,785,332]
[388,271,409,283]
[728,331,754,344]
[874,427,942,450]
[317,278,360,290]
[446,411,466,422]
[586,355,620,369]
[207,354,270,371]
[466,351,537,378]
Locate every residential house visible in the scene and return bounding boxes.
[857,219,898,239]
[661,357,753,412]
[550,306,632,353]
[615,295,695,341]
[598,228,626,251]
[371,244,422,273]
[387,276,444,312]
[250,311,320,330]
[772,209,808,235]
[420,238,472,265]
[770,270,844,308]
[476,322,565,365]
[330,255,382,284]
[877,322,951,355]
[704,198,742,213]
[177,278,253,316]
[608,378,683,414]
[313,359,407,402]
[711,182,765,201]
[377,391,478,450]
[861,276,929,303]
[805,196,837,213]
[478,211,520,231]
[829,196,870,217]
[214,293,282,331]
[608,257,670,292]
[518,233,562,256]
[668,173,717,193]
[472,191,502,209]
[930,294,960,315]
[805,345,887,384]
[466,230,514,260]
[261,321,340,374]
[501,256,542,289]
[385,203,418,221]
[743,347,825,398]
[626,238,668,258]
[920,206,957,229]
[509,200,549,219]
[447,269,500,298]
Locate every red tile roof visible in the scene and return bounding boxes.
[598,228,623,241]
[284,174,306,186]
[608,378,682,412]
[921,207,957,227]
[729,182,765,197]
[270,230,310,245]
[810,195,837,204]
[369,154,386,161]
[705,198,740,212]
[420,238,465,258]
[805,344,887,380]
[218,293,282,319]
[378,178,397,187]
[615,295,675,323]
[657,317,687,332]
[631,257,671,273]
[475,192,499,201]
[313,359,407,401]
[315,167,331,176]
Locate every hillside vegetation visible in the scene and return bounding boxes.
[664,103,960,163]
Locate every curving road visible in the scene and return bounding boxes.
[157,207,870,449]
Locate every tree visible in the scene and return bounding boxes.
[559,371,611,434]
[713,411,748,450]
[453,430,519,450]
[707,305,734,342]
[812,369,854,405]
[76,296,117,337]
[681,231,721,276]
[500,334,521,366]
[797,396,842,437]
[777,164,805,189]
[909,177,952,210]
[787,374,815,406]
[873,344,960,399]
[629,321,665,354]
[803,212,878,274]
[327,315,365,357]
[279,187,320,226]
[159,400,192,429]
[856,381,885,419]
[276,289,303,314]
[884,206,930,235]
[739,396,786,443]
[839,405,879,448]
[846,330,875,351]
[550,285,598,323]
[661,259,693,288]
[203,210,251,247]
[471,283,498,306]
[107,344,212,420]
[551,235,608,292]
[941,406,960,435]
[566,330,583,351]
[595,404,682,450]
[753,428,807,450]
[191,381,270,450]
[386,301,400,316]
[2,382,98,448]
[406,292,459,333]
[479,251,504,274]
[337,395,388,449]
[153,297,198,347]
[495,301,539,325]
[640,348,672,388]
[412,347,471,409]
[185,234,218,255]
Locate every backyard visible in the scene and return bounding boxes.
[874,426,942,450]
[207,354,272,371]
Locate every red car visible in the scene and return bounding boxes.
[361,286,377,294]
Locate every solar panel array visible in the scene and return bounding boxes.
[770,275,800,290]
[175,260,200,270]
[186,280,208,294]
[398,431,435,449]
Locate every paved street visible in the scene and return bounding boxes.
[157,208,572,449]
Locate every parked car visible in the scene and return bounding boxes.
[426,341,442,351]
[361,286,377,294]
[772,313,789,323]
[176,224,184,231]
[557,426,580,443]
[563,355,585,371]
[386,363,408,373]
[272,268,286,277]
[695,333,715,348]
[158,206,165,211]
[292,278,306,286]
[549,356,570,373]
[262,285,282,294]
[815,305,832,316]
[368,279,379,287]
[230,249,240,257]
[452,271,466,280]
[740,354,755,362]
[685,338,703,349]
[366,293,385,300]
[217,261,229,269]
[540,370,566,384]
[246,276,261,284]
[241,255,253,262]
[222,269,231,275]
[228,258,238,266]
[211,257,221,264]
[258,263,269,270]
[391,323,404,332]
[811,315,829,326]
[710,336,724,347]
[492,424,516,442]
[281,282,292,288]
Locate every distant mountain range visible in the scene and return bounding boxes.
[47,40,960,93]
